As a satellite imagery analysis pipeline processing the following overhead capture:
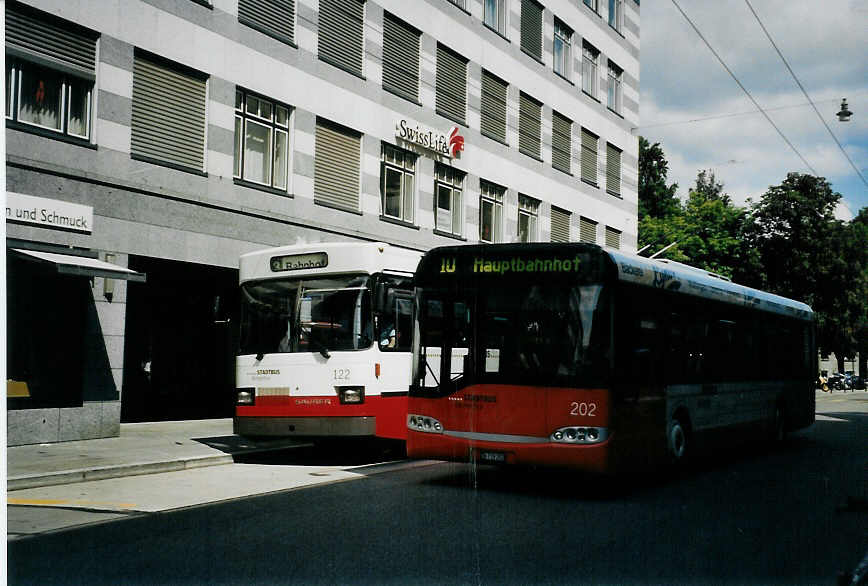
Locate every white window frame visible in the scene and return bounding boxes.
[484,0,507,35]
[6,59,93,140]
[582,44,599,99]
[584,0,598,12]
[234,90,291,191]
[381,143,416,224]
[518,194,539,243]
[479,180,505,243]
[608,62,623,114]
[435,164,464,237]
[608,0,623,32]
[553,18,572,80]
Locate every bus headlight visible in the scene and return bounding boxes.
[237,388,255,405]
[407,414,444,434]
[550,426,608,444]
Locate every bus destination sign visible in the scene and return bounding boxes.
[270,252,328,272]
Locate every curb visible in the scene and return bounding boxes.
[8,454,235,492]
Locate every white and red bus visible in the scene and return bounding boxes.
[235,242,421,441]
[407,243,815,473]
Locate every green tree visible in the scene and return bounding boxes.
[737,173,866,365]
[638,136,680,220]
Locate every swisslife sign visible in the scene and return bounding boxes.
[396,119,465,158]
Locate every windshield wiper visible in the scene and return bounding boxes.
[308,337,331,360]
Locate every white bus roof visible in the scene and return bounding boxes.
[239,241,422,283]
[606,248,813,321]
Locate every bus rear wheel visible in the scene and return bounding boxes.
[667,414,690,466]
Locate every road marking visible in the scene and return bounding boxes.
[8,497,136,509]
[815,414,850,422]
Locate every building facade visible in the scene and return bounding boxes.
[5,0,640,444]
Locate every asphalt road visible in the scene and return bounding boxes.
[8,392,868,585]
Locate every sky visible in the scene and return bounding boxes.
[638,0,868,221]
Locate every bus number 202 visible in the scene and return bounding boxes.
[570,402,597,417]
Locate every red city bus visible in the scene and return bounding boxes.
[407,243,815,473]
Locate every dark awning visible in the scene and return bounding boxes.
[11,248,147,282]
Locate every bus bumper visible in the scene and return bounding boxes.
[234,416,376,437]
[407,430,613,474]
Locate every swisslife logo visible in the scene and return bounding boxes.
[447,126,465,158]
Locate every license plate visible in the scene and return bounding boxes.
[480,451,506,463]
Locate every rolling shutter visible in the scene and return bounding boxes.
[551,207,570,243]
[605,226,621,249]
[481,70,507,143]
[606,143,622,195]
[5,3,97,79]
[580,217,597,243]
[436,44,467,124]
[581,128,598,184]
[238,0,296,46]
[552,111,572,174]
[315,118,361,212]
[131,55,207,171]
[520,0,543,60]
[519,92,541,159]
[382,13,420,102]
[318,0,364,76]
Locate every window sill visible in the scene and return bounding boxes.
[606,190,623,199]
[444,1,471,16]
[607,106,624,119]
[6,120,98,150]
[609,24,626,39]
[582,90,601,104]
[554,71,574,86]
[581,178,599,189]
[318,56,366,81]
[483,23,511,43]
[239,17,298,48]
[131,154,207,177]
[553,166,573,177]
[433,229,467,241]
[582,4,601,17]
[380,215,419,230]
[188,0,213,9]
[383,85,422,107]
[435,108,467,128]
[234,177,292,197]
[314,199,363,216]
[519,148,544,163]
[481,131,509,147]
[520,47,545,66]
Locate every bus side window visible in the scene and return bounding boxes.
[378,288,413,352]
[666,313,685,383]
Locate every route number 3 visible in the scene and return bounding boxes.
[570,402,597,417]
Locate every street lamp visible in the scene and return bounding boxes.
[836,98,852,122]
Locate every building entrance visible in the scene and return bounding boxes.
[121,256,238,422]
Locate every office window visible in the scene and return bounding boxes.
[318,0,364,77]
[484,0,507,35]
[5,4,97,140]
[520,0,543,61]
[584,0,598,12]
[381,143,416,223]
[479,180,505,243]
[234,90,291,191]
[131,54,207,172]
[606,142,622,196]
[518,92,542,160]
[315,117,361,212]
[551,206,570,243]
[581,128,598,185]
[436,44,468,125]
[518,195,539,242]
[553,18,572,80]
[435,163,465,236]
[608,0,623,32]
[608,61,623,114]
[446,0,466,9]
[481,70,508,143]
[383,13,420,102]
[552,110,572,174]
[605,226,621,249]
[238,0,295,45]
[580,216,597,243]
[582,43,599,98]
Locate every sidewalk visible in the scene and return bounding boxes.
[7,419,311,491]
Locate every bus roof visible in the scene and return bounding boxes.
[239,241,422,283]
[416,243,813,322]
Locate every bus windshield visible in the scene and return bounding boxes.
[413,281,611,395]
[239,274,373,356]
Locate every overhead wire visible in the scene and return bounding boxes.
[743,0,868,189]
[668,0,818,175]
